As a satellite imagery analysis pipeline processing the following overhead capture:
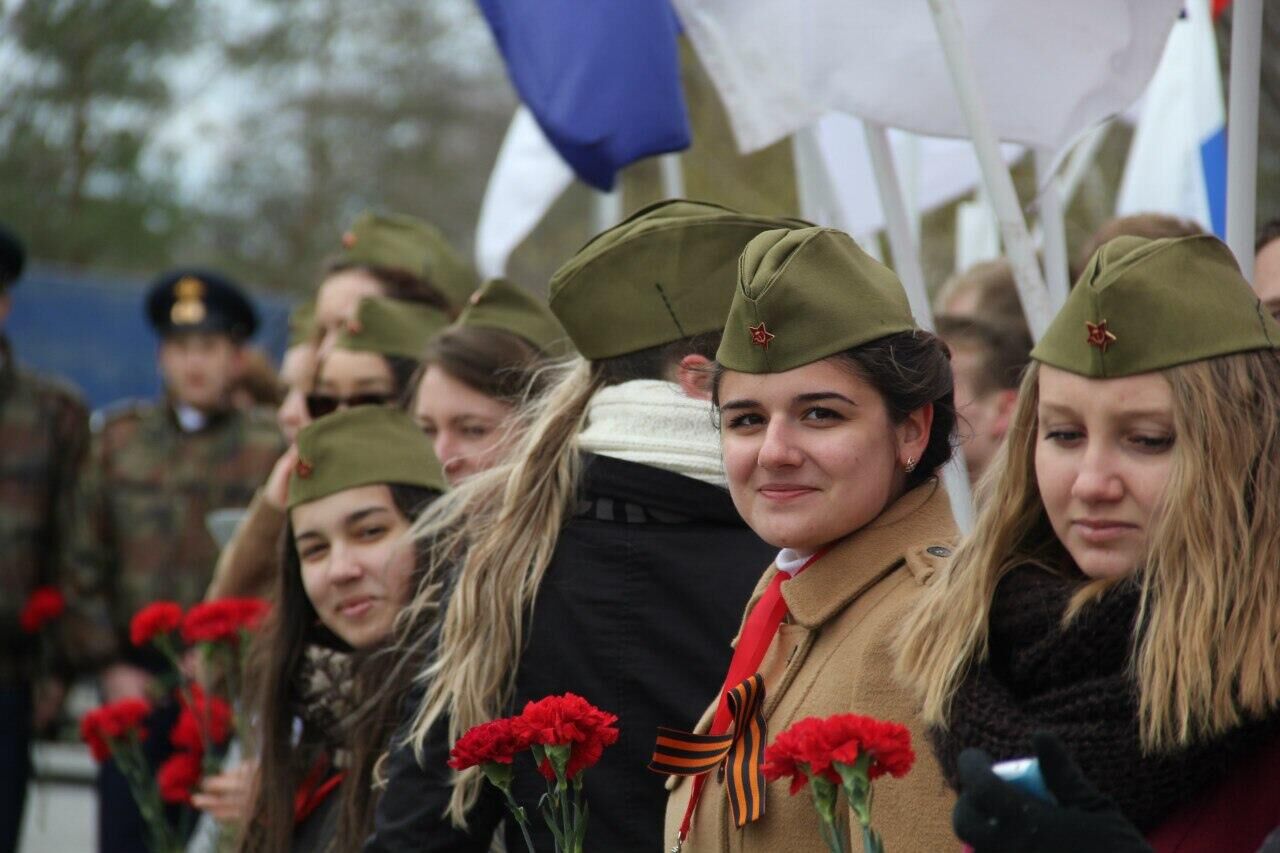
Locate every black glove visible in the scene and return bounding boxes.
[952,732,1153,853]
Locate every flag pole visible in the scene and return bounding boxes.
[659,153,686,199]
[1035,148,1071,308]
[592,188,623,236]
[863,122,934,330]
[863,120,975,532]
[1225,0,1263,278]
[925,0,1053,341]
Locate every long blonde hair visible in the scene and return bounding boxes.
[398,357,605,824]
[895,349,1280,751]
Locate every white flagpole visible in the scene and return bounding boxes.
[1036,148,1071,308]
[926,0,1054,341]
[863,120,975,533]
[1225,0,1263,278]
[593,189,623,236]
[863,122,934,330]
[1058,121,1111,208]
[659,153,686,199]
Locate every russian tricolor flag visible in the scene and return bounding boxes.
[474,0,691,192]
[1117,0,1227,237]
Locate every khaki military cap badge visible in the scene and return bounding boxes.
[748,322,775,350]
[1085,319,1117,352]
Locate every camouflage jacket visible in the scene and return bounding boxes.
[0,336,90,683]
[63,398,284,670]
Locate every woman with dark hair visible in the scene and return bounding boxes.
[310,297,448,421]
[234,406,446,852]
[314,211,476,354]
[661,227,960,853]
[411,277,573,485]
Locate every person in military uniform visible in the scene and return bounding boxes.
[0,225,90,853]
[63,268,283,853]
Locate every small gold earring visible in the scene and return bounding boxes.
[904,457,917,473]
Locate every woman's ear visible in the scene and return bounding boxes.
[675,354,713,401]
[896,401,934,468]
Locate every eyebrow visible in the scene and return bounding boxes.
[1038,401,1172,421]
[720,391,857,411]
[294,506,390,542]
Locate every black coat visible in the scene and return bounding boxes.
[365,454,773,852]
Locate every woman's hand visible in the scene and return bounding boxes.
[952,732,1153,853]
[191,761,257,825]
[263,445,298,510]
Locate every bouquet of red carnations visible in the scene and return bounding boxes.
[761,713,916,853]
[79,598,267,851]
[449,693,619,853]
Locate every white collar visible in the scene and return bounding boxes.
[174,403,209,433]
[775,548,814,577]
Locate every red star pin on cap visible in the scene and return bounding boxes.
[1085,320,1117,352]
[295,458,313,479]
[748,322,775,350]
[341,231,357,249]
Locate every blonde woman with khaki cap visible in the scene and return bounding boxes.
[898,235,1280,852]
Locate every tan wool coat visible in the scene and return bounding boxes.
[664,482,959,853]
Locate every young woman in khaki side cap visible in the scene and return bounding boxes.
[898,235,1280,853]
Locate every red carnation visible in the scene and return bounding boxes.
[512,693,619,780]
[19,586,65,634]
[171,685,233,753]
[448,718,531,771]
[129,601,184,647]
[80,698,152,763]
[826,714,914,780]
[763,714,915,796]
[763,717,838,794]
[181,598,268,644]
[233,597,270,631]
[157,751,202,804]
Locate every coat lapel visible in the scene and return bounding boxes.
[782,482,954,629]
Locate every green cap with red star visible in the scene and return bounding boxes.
[716,226,916,374]
[1031,235,1280,378]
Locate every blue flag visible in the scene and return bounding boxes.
[475,0,691,191]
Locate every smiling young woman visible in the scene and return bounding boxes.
[661,226,960,853]
[237,407,446,853]
[896,234,1280,852]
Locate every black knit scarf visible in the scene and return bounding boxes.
[931,564,1278,831]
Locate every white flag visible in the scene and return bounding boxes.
[672,0,1181,156]
[1116,0,1226,236]
[474,107,575,280]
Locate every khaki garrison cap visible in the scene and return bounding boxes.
[548,199,811,360]
[335,297,449,360]
[1032,235,1280,378]
[718,227,916,373]
[337,211,478,309]
[288,406,446,509]
[457,278,575,359]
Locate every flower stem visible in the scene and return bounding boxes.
[818,816,846,853]
[502,789,537,853]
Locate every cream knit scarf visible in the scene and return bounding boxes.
[576,380,727,489]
